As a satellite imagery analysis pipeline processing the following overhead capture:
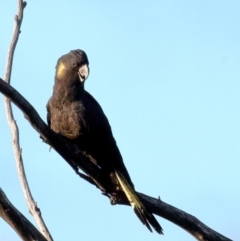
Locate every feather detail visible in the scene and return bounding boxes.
[115,171,163,235]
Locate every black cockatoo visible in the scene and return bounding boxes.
[47,49,163,235]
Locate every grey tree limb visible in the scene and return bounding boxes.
[0,188,48,241]
[3,1,53,240]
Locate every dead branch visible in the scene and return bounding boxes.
[0,78,232,241]
[3,1,53,240]
[0,188,48,241]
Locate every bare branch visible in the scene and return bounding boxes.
[4,0,26,83]
[0,188,48,241]
[3,1,53,240]
[139,193,231,241]
[0,78,232,241]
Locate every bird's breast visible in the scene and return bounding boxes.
[50,100,87,140]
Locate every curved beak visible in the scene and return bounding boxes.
[78,64,89,82]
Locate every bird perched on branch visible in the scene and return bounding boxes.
[47,49,163,235]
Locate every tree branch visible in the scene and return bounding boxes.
[0,188,48,241]
[3,1,53,240]
[138,193,231,241]
[0,78,232,241]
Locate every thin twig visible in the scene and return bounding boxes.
[0,188,48,241]
[0,78,232,241]
[3,1,53,240]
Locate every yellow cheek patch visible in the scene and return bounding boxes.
[56,62,66,78]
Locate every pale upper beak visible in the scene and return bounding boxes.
[78,64,89,82]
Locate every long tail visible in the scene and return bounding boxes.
[115,171,163,235]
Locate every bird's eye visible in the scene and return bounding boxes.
[71,62,77,67]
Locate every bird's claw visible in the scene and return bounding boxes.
[110,196,118,205]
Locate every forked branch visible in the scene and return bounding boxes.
[0,188,48,241]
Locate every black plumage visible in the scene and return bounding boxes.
[47,49,163,234]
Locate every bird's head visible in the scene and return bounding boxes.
[55,49,89,85]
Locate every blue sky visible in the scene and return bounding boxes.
[0,1,239,240]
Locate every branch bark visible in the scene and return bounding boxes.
[0,78,232,241]
[0,188,48,241]
[3,1,53,240]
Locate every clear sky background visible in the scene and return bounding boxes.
[0,1,239,241]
